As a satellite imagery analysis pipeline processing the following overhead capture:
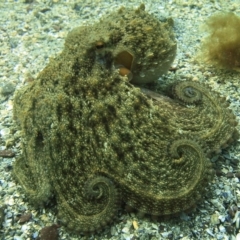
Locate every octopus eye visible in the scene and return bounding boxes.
[95,41,104,49]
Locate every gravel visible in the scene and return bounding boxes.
[0,0,240,239]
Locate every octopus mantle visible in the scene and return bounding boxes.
[13,5,238,234]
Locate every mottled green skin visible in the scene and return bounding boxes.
[13,5,238,234]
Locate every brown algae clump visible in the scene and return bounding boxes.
[199,12,240,71]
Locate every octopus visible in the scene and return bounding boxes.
[13,4,238,234]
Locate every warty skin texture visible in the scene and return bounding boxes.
[13,5,238,234]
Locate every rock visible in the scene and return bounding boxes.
[226,172,234,178]
[211,213,220,225]
[0,128,10,138]
[235,172,240,178]
[39,224,59,240]
[132,220,138,230]
[236,232,240,240]
[0,82,16,95]
[18,212,32,224]
[0,149,15,158]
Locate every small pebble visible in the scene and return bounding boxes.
[233,211,240,223]
[236,232,240,240]
[215,170,224,177]
[21,224,30,232]
[39,224,59,240]
[13,237,23,240]
[235,172,240,178]
[236,218,240,229]
[0,82,16,95]
[210,199,225,211]
[206,228,215,237]
[211,213,220,225]
[228,205,238,218]
[0,128,10,137]
[226,172,234,178]
[218,224,226,233]
[161,231,172,238]
[19,212,32,224]
[6,211,13,218]
[32,232,38,238]
[0,149,15,158]
[122,226,130,233]
[132,220,138,230]
[225,224,234,234]
[219,215,225,223]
